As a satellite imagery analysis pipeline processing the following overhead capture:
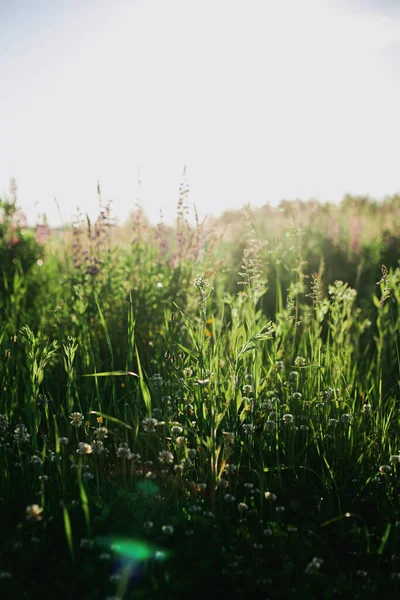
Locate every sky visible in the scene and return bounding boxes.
[1,0,400,226]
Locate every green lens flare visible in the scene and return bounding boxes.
[96,536,168,562]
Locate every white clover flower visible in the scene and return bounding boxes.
[0,571,12,579]
[69,412,84,427]
[188,448,197,459]
[58,437,69,446]
[80,538,95,549]
[282,414,294,425]
[294,356,306,367]
[224,493,236,503]
[117,443,131,459]
[275,360,284,372]
[30,455,43,465]
[159,450,174,465]
[83,472,94,481]
[265,420,276,432]
[292,392,302,400]
[244,483,254,489]
[242,423,256,434]
[238,502,248,512]
[362,404,372,413]
[93,427,108,440]
[196,482,207,491]
[26,504,43,522]
[305,556,323,575]
[224,463,237,474]
[171,425,183,435]
[161,525,174,535]
[242,384,253,396]
[76,442,92,455]
[14,424,30,443]
[300,425,309,432]
[216,478,229,489]
[341,413,351,424]
[275,505,285,513]
[328,418,339,428]
[264,491,277,501]
[142,417,158,433]
[390,455,400,464]
[90,440,104,455]
[39,475,49,482]
[379,465,391,474]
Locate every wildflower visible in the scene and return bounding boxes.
[328,418,339,428]
[161,525,174,535]
[76,442,92,455]
[91,440,104,455]
[356,570,368,577]
[80,538,95,549]
[171,425,183,435]
[183,367,193,378]
[83,472,94,481]
[99,553,112,561]
[224,463,237,474]
[188,448,197,459]
[292,392,302,400]
[39,475,49,482]
[294,356,306,367]
[390,455,400,464]
[242,423,256,434]
[341,413,351,424]
[224,494,235,503]
[323,387,335,401]
[379,465,391,474]
[238,502,248,512]
[265,491,277,501]
[216,478,229,489]
[14,424,30,443]
[69,412,84,427]
[0,571,12,580]
[26,504,43,522]
[150,374,164,389]
[243,384,253,396]
[275,506,285,513]
[263,527,273,536]
[117,443,131,459]
[244,483,254,489]
[159,450,174,465]
[300,425,309,432]
[142,417,158,433]
[37,394,49,408]
[93,427,108,440]
[275,360,284,372]
[282,414,294,425]
[196,482,207,491]
[289,371,298,380]
[143,521,154,530]
[30,455,43,466]
[130,453,141,462]
[305,556,323,575]
[58,437,69,446]
[362,403,372,413]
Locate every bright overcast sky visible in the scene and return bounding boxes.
[1,0,400,226]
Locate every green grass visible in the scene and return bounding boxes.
[0,196,400,599]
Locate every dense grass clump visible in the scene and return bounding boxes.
[0,192,399,599]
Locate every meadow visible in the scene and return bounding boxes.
[0,189,399,599]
